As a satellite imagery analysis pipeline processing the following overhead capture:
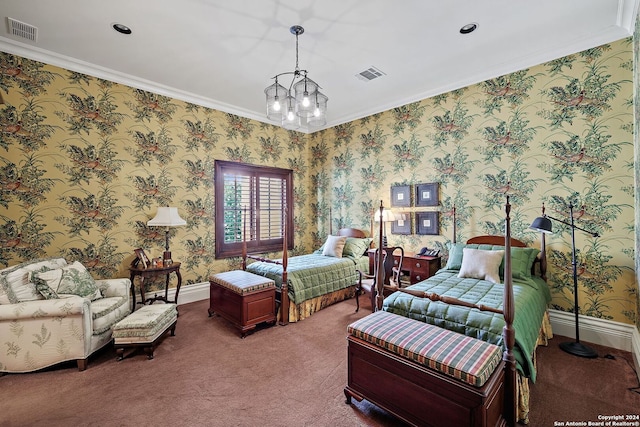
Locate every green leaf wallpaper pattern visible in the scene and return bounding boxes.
[0,36,637,327]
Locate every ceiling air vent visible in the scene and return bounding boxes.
[7,18,38,42]
[356,66,385,82]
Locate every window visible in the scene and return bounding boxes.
[214,160,293,258]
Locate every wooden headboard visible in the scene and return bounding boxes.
[337,228,368,239]
[467,235,526,247]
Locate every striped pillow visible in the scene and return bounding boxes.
[347,310,502,387]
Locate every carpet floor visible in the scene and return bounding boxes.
[1,297,638,427]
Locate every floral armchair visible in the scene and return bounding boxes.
[0,257,131,373]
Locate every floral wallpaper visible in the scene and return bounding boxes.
[311,38,637,326]
[0,52,315,292]
[0,35,637,327]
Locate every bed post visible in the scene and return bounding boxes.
[503,196,516,426]
[375,200,385,311]
[280,206,289,325]
[452,205,456,244]
[329,207,333,235]
[242,207,247,270]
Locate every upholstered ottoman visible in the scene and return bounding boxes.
[113,303,177,360]
[209,270,276,337]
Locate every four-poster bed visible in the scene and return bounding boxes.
[345,199,552,426]
[242,216,371,325]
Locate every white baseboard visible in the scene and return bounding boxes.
[167,281,210,306]
[549,309,635,351]
[549,309,640,378]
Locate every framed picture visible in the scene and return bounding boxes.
[416,182,439,207]
[133,248,151,269]
[391,212,411,235]
[390,185,411,207]
[415,212,439,235]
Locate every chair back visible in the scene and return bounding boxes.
[380,246,404,286]
[371,248,388,281]
[388,246,404,288]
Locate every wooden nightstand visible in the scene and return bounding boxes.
[368,249,441,286]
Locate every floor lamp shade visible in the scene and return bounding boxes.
[530,205,598,358]
[147,207,187,262]
[529,216,552,234]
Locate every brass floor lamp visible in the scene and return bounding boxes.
[530,203,599,358]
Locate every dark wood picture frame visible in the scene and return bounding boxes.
[415,212,439,235]
[133,248,151,269]
[391,213,412,235]
[390,185,411,207]
[416,183,439,207]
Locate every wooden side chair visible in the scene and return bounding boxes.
[355,246,404,312]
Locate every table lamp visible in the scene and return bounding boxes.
[374,207,395,248]
[147,207,186,265]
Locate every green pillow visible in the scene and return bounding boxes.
[506,247,540,279]
[445,243,537,280]
[444,243,496,270]
[342,237,372,259]
[31,261,101,300]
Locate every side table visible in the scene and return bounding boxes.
[128,262,182,311]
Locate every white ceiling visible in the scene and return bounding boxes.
[0,1,638,133]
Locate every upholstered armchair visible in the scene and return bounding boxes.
[0,258,131,373]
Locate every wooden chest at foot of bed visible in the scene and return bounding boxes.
[208,271,276,338]
[344,311,506,427]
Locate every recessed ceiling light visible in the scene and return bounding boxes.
[112,23,132,35]
[460,23,478,34]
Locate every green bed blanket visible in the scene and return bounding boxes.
[246,254,368,304]
[382,269,551,382]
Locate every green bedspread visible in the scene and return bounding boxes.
[382,269,551,382]
[246,254,367,304]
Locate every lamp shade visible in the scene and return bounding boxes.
[374,208,395,222]
[307,91,328,127]
[529,216,552,234]
[147,207,187,227]
[264,81,287,122]
[281,95,301,130]
[293,77,319,118]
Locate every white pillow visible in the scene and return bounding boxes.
[457,248,504,284]
[322,235,348,258]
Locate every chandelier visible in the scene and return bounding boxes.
[264,25,328,130]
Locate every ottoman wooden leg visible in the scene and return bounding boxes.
[144,346,155,360]
[116,348,125,361]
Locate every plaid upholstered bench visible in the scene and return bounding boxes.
[113,303,177,361]
[344,310,506,427]
[208,270,276,338]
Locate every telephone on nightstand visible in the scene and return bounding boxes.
[417,247,440,257]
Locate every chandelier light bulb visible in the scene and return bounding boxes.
[287,109,295,121]
[273,98,281,111]
[302,92,310,107]
[314,105,320,117]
